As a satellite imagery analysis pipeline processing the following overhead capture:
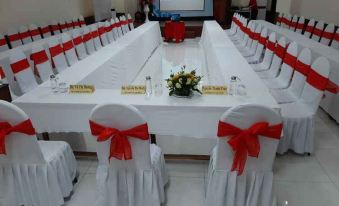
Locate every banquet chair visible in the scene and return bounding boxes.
[270,48,312,104]
[251,32,276,71]
[263,41,298,89]
[29,24,42,41]
[79,15,86,27]
[246,27,268,64]
[7,28,23,48]
[295,16,305,34]
[59,20,68,33]
[9,49,38,93]
[40,23,52,38]
[98,22,109,46]
[72,29,88,60]
[66,20,74,31]
[127,13,134,30]
[73,17,81,28]
[48,37,68,73]
[123,15,130,33]
[281,14,291,29]
[0,33,9,52]
[111,18,120,40]
[289,15,298,31]
[320,23,335,46]
[89,103,168,206]
[235,21,254,50]
[205,104,282,206]
[257,36,287,79]
[119,16,127,35]
[105,20,115,43]
[83,26,96,55]
[226,13,239,36]
[90,24,103,51]
[240,23,262,57]
[51,20,61,35]
[0,100,77,206]
[61,33,78,66]
[311,20,325,42]
[31,44,55,82]
[232,17,249,44]
[19,26,33,44]
[276,13,283,26]
[277,57,330,154]
[304,18,316,38]
[115,17,124,37]
[331,29,339,50]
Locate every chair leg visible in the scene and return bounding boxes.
[150,134,157,144]
[42,132,50,141]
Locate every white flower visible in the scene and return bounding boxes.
[168,81,173,86]
[175,83,182,88]
[179,78,183,83]
[186,78,191,85]
[193,85,198,89]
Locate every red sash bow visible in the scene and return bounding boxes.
[83,33,92,42]
[73,36,83,46]
[30,50,49,65]
[305,25,314,33]
[41,26,50,34]
[0,38,6,46]
[294,60,310,76]
[10,58,30,74]
[334,33,339,41]
[19,31,30,39]
[91,31,99,38]
[30,29,40,37]
[313,28,323,37]
[217,121,282,175]
[128,19,133,24]
[80,20,86,26]
[0,67,5,79]
[321,31,334,40]
[266,41,276,51]
[98,27,106,35]
[63,40,74,52]
[73,21,80,27]
[326,80,339,94]
[252,32,260,41]
[259,36,268,46]
[296,23,304,30]
[283,52,297,68]
[307,68,328,91]
[51,25,60,32]
[8,33,21,42]
[275,44,286,59]
[290,22,297,29]
[49,44,63,57]
[89,120,149,160]
[0,119,36,155]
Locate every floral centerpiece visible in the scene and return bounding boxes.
[166,65,202,97]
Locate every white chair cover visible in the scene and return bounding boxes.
[40,23,52,38]
[31,44,55,82]
[304,18,315,38]
[119,16,127,35]
[59,20,68,32]
[246,27,268,64]
[123,15,130,33]
[73,17,81,28]
[295,16,305,34]
[48,37,68,73]
[320,23,335,46]
[111,18,120,40]
[331,29,339,50]
[251,32,276,71]
[205,104,282,206]
[105,21,115,43]
[0,33,9,52]
[83,26,96,55]
[257,36,287,79]
[61,33,78,66]
[90,24,103,51]
[241,24,262,57]
[289,15,298,31]
[29,24,42,41]
[278,57,330,154]
[66,20,74,31]
[115,17,124,37]
[79,15,86,27]
[98,22,109,46]
[226,13,238,36]
[72,29,88,59]
[281,14,291,29]
[311,20,324,42]
[231,17,247,42]
[9,49,38,93]
[276,13,283,26]
[127,13,134,30]
[7,28,23,48]
[263,41,298,89]
[0,100,77,206]
[51,20,61,35]
[236,21,254,50]
[19,26,33,44]
[270,48,312,103]
[90,103,168,206]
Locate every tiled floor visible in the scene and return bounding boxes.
[64,108,339,206]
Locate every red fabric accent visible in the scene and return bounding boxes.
[283,52,297,68]
[275,44,286,59]
[252,32,260,41]
[217,121,282,175]
[266,40,276,51]
[49,44,63,57]
[41,26,50,34]
[30,29,40,37]
[67,22,73,29]
[290,21,297,29]
[313,27,323,37]
[62,40,74,52]
[282,17,291,26]
[30,50,49,65]
[98,27,106,35]
[259,36,268,45]
[322,31,334,40]
[128,19,133,23]
[164,21,185,43]
[73,21,80,27]
[89,120,149,160]
[60,23,67,30]
[296,23,304,30]
[83,33,92,42]
[307,68,328,91]
[305,25,314,33]
[105,26,112,32]
[51,25,60,32]
[334,33,339,41]
[91,31,99,38]
[10,58,30,74]
[19,31,30,39]
[0,119,36,155]
[326,80,339,94]
[0,67,5,79]
[115,21,122,27]
[80,20,86,26]
[276,17,282,24]
[8,33,21,42]
[0,38,6,46]
[73,36,83,46]
[294,60,311,76]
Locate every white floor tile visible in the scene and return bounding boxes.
[65,174,96,206]
[166,159,208,178]
[315,148,339,182]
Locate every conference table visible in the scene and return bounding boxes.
[13,21,279,140]
[254,20,339,123]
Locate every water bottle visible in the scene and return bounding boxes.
[50,74,58,93]
[229,76,238,96]
[145,76,152,97]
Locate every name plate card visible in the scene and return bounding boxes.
[202,85,227,95]
[121,85,146,94]
[69,85,95,93]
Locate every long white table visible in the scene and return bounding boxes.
[13,21,279,139]
[255,20,339,123]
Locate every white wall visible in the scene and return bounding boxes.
[0,0,93,33]
[276,0,292,14]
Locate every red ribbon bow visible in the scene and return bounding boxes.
[89,120,149,160]
[217,121,282,175]
[0,119,36,155]
[0,38,6,46]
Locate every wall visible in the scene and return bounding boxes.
[0,0,93,33]
[276,0,291,14]
[153,0,213,17]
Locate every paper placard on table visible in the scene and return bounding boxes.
[69,85,95,93]
[121,85,146,94]
[202,85,227,95]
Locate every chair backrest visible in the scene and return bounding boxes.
[73,17,81,28]
[127,13,134,30]
[90,24,102,50]
[79,15,86,27]
[331,29,339,50]
[90,103,152,169]
[61,33,78,66]
[9,49,38,93]
[282,14,291,28]
[119,16,127,34]
[268,36,287,77]
[82,26,95,55]
[7,28,23,48]
[289,15,298,31]
[295,16,305,34]
[304,18,316,38]
[40,23,52,38]
[48,37,68,73]
[311,20,325,41]
[276,12,283,26]
[105,21,115,43]
[72,29,88,60]
[0,100,45,165]
[261,32,276,68]
[239,21,252,48]
[215,104,282,172]
[253,27,268,60]
[0,33,9,52]
[299,57,330,113]
[277,41,299,87]
[111,18,119,40]
[249,23,262,53]
[19,26,33,44]
[29,24,41,41]
[123,15,130,33]
[30,44,54,82]
[66,20,74,30]
[98,22,109,46]
[59,20,68,32]
[320,23,335,46]
[245,22,256,49]
[115,17,124,37]
[51,20,61,35]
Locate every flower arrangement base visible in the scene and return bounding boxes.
[172,90,194,98]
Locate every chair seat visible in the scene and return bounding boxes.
[251,62,270,72]
[270,88,298,104]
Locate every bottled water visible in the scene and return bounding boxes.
[50,74,58,93]
[145,76,152,97]
[229,76,238,96]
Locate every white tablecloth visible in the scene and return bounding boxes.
[13,21,279,138]
[255,20,339,123]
